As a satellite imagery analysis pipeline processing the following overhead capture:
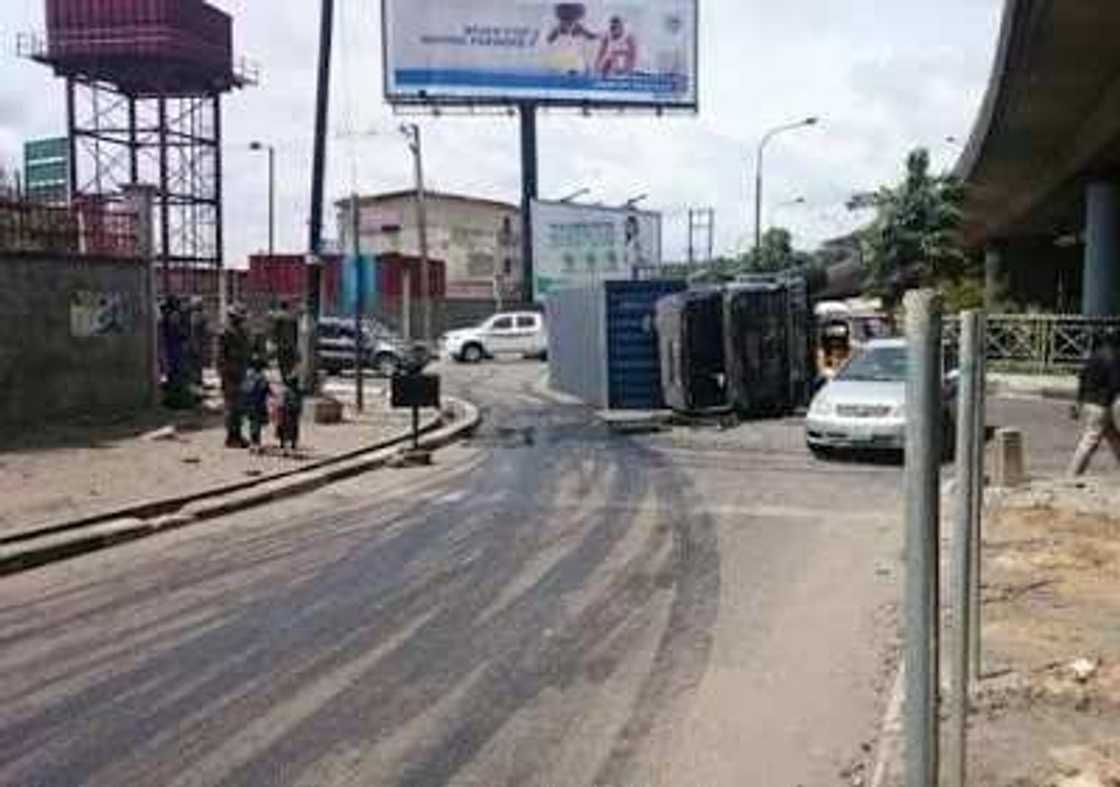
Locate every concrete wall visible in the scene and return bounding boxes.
[0,252,154,429]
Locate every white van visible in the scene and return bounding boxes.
[442,312,547,363]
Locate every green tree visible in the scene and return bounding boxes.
[861,148,969,308]
[745,227,796,273]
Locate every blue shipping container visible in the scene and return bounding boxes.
[547,279,686,410]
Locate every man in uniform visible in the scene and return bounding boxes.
[219,303,252,448]
[271,300,300,381]
[186,297,210,386]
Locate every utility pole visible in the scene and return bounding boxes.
[351,192,364,412]
[400,123,432,345]
[687,209,695,266]
[304,0,335,392]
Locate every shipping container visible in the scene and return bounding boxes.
[722,283,792,417]
[44,0,233,86]
[656,290,729,414]
[548,280,686,410]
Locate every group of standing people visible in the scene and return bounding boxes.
[217,302,303,456]
[158,297,210,409]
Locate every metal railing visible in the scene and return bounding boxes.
[944,313,1120,374]
[0,198,139,258]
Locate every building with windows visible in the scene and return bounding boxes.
[337,190,522,325]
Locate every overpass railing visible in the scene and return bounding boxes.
[943,314,1120,374]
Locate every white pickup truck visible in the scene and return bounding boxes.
[442,312,547,363]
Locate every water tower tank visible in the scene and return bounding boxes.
[44,0,235,95]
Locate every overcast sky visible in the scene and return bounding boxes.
[1,0,1003,266]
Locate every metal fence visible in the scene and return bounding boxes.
[944,313,1120,374]
[0,198,139,258]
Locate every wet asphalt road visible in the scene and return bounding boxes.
[0,361,917,786]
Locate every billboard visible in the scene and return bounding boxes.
[531,199,661,300]
[382,1,698,108]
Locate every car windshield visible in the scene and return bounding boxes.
[837,346,907,382]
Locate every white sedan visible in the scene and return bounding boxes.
[806,338,957,458]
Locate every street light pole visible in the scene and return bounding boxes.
[249,142,275,258]
[754,117,818,253]
[400,123,432,346]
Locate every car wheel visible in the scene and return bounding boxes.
[808,444,833,460]
[374,353,399,378]
[462,343,484,363]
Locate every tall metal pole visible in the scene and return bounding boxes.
[158,96,170,297]
[949,310,981,787]
[970,314,988,680]
[754,145,765,254]
[66,78,78,201]
[351,192,364,412]
[904,289,944,787]
[707,208,715,265]
[753,118,818,255]
[519,103,538,305]
[305,0,335,391]
[415,130,432,345]
[267,145,275,259]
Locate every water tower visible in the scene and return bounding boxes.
[27,0,254,294]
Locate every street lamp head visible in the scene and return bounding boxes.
[804,116,819,126]
[249,141,263,151]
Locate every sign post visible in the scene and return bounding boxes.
[391,373,441,460]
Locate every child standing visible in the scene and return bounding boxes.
[276,374,304,456]
[242,356,272,454]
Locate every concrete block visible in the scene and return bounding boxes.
[312,397,344,424]
[992,428,1026,488]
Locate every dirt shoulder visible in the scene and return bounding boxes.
[968,477,1120,786]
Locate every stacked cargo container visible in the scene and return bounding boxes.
[44,0,234,88]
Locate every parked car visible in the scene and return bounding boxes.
[317,317,429,377]
[442,312,547,363]
[805,338,957,458]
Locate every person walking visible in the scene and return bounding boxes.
[1068,329,1120,476]
[219,303,252,448]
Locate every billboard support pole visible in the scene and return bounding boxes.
[305,0,335,393]
[519,102,538,305]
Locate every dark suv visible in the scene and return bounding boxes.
[317,317,430,377]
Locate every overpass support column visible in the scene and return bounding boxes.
[1083,181,1120,316]
[984,244,1006,311]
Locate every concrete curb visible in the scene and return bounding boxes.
[988,380,1077,402]
[0,398,481,577]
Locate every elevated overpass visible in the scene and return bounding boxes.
[957,0,1120,315]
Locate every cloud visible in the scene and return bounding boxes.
[0,0,1003,265]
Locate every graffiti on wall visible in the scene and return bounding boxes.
[70,290,136,337]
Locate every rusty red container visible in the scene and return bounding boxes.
[44,0,233,86]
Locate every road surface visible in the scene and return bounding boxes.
[1,362,909,786]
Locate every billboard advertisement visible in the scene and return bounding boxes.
[382,1,698,108]
[531,200,661,300]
